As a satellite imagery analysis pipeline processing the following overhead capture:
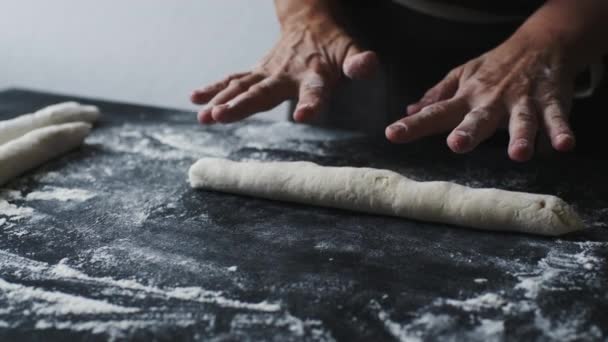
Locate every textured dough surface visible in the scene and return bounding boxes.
[0,102,99,145]
[189,158,584,236]
[0,122,92,186]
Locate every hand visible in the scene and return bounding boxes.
[191,20,378,124]
[386,32,579,162]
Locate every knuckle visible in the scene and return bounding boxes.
[227,73,243,80]
[447,66,463,80]
[548,111,564,122]
[247,85,264,96]
[515,110,537,124]
[422,88,440,103]
[225,73,247,83]
[228,79,246,91]
[422,103,447,117]
[249,81,270,93]
[469,107,493,122]
[535,90,562,106]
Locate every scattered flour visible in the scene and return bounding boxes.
[0,250,283,337]
[166,287,280,312]
[533,310,602,341]
[0,252,281,313]
[369,300,452,342]
[443,293,506,312]
[0,278,139,315]
[148,129,230,158]
[88,124,232,161]
[469,319,504,341]
[0,199,34,220]
[25,186,96,202]
[235,121,360,142]
[34,319,196,341]
[230,312,335,341]
[366,239,607,341]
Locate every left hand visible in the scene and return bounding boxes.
[385,31,578,162]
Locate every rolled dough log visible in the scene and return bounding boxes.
[0,122,92,186]
[0,102,99,145]
[189,158,584,236]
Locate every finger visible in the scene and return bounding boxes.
[541,101,576,152]
[407,69,460,115]
[211,77,294,123]
[385,99,468,143]
[507,98,538,162]
[197,107,218,125]
[191,72,250,104]
[343,44,379,80]
[208,73,266,106]
[293,73,329,123]
[447,106,503,153]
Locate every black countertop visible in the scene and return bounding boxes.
[0,89,607,341]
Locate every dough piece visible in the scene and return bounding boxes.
[189,158,584,236]
[0,102,99,145]
[0,122,92,186]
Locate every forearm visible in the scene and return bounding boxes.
[513,0,608,69]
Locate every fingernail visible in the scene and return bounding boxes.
[513,138,529,148]
[555,133,575,150]
[406,105,417,115]
[296,103,312,111]
[451,130,473,151]
[214,104,230,113]
[387,123,408,136]
[198,105,211,116]
[454,130,472,141]
[556,133,573,144]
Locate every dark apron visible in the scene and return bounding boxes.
[291,1,607,156]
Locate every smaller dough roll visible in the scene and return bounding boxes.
[0,122,92,186]
[0,102,99,145]
[189,158,584,236]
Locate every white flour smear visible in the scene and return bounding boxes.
[0,249,284,337]
[0,199,34,220]
[25,186,96,202]
[235,121,361,142]
[148,127,231,158]
[0,278,138,316]
[230,312,336,341]
[0,250,281,314]
[88,124,233,161]
[443,293,506,312]
[34,319,197,341]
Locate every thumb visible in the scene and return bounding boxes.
[343,43,379,80]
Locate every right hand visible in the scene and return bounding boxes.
[190,21,378,124]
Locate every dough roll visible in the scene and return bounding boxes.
[189,158,584,236]
[0,122,92,186]
[0,102,99,145]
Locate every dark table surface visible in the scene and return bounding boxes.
[0,89,607,341]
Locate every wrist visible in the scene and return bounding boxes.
[274,0,339,33]
[507,27,580,75]
[512,0,608,71]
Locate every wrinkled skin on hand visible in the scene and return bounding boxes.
[386,33,578,162]
[191,22,378,124]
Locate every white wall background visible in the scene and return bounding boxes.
[0,1,287,119]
